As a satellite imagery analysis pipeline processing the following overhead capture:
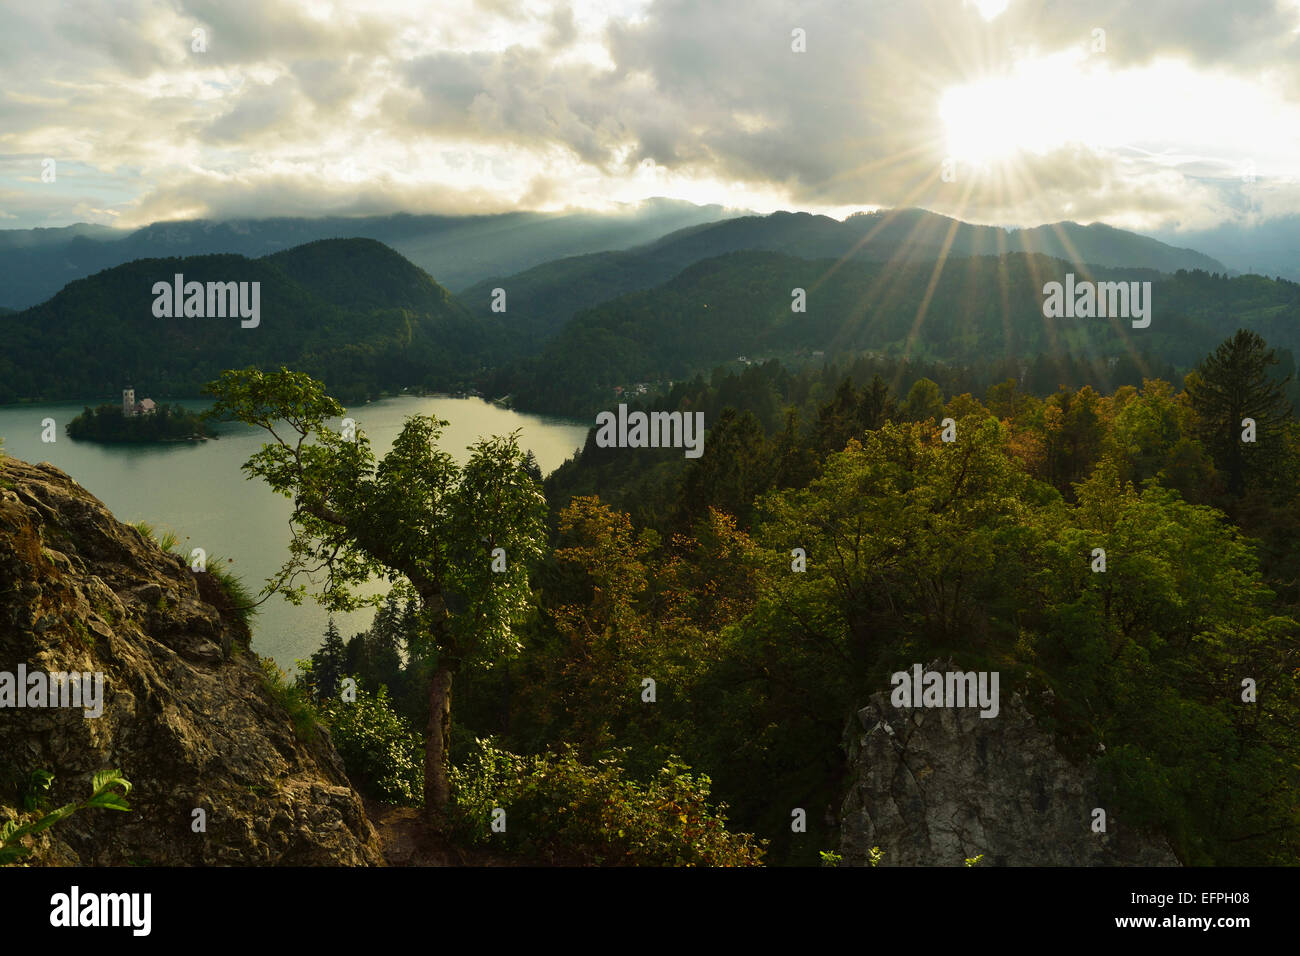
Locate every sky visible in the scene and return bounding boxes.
[2,0,1299,234]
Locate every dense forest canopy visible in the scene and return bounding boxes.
[489,254,1300,418]
[4,235,1295,428]
[5,225,1298,867]
[0,239,511,405]
[289,327,1299,866]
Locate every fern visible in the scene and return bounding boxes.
[0,769,132,865]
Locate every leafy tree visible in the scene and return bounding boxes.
[1031,458,1300,862]
[986,378,1035,422]
[204,366,547,816]
[1103,379,1195,488]
[900,377,945,422]
[538,497,660,752]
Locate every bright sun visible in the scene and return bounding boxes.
[938,51,1099,165]
[939,51,1300,176]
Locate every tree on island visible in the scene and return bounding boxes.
[204,367,547,816]
[66,403,209,442]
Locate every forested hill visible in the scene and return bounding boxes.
[636,207,1227,277]
[489,251,1300,418]
[459,208,1230,347]
[264,238,465,315]
[0,238,502,405]
[0,200,738,311]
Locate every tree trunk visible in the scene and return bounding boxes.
[425,663,453,816]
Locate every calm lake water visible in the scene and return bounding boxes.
[0,396,588,671]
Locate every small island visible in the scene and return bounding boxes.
[66,389,211,443]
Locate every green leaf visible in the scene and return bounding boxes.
[0,845,31,865]
[85,794,132,812]
[23,804,78,835]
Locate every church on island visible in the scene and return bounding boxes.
[121,387,156,417]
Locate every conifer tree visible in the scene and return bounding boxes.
[309,618,347,702]
[1186,329,1292,495]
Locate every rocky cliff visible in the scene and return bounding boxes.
[839,660,1179,866]
[0,455,384,865]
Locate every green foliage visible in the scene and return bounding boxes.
[206,365,550,809]
[492,253,1294,419]
[66,403,209,443]
[1186,328,1294,495]
[204,367,548,649]
[901,377,945,422]
[0,240,501,404]
[89,331,1300,866]
[318,683,424,806]
[517,352,1300,865]
[202,554,258,630]
[22,769,54,813]
[305,619,348,703]
[449,739,765,866]
[819,849,842,867]
[1,770,131,865]
[1031,461,1300,863]
[256,656,319,744]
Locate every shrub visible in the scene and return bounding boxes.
[318,682,424,806]
[449,738,765,866]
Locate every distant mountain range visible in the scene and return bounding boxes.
[0,205,1232,317]
[1148,214,1300,283]
[488,249,1299,417]
[3,206,1289,417]
[0,199,741,311]
[460,208,1230,347]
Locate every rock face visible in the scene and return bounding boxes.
[0,456,384,865]
[839,660,1179,866]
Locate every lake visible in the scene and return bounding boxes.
[0,396,589,671]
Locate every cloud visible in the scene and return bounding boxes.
[1,0,1298,231]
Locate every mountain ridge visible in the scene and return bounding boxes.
[459,207,1230,347]
[0,238,495,404]
[488,247,1298,417]
[0,200,742,311]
